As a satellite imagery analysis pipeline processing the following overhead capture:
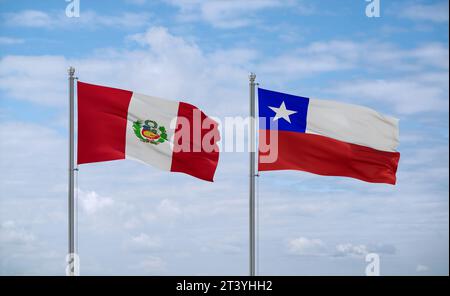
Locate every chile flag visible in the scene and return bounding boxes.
[258,88,400,185]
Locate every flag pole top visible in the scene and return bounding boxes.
[68,66,75,77]
[249,72,256,82]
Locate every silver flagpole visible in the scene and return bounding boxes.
[249,73,256,276]
[68,66,76,276]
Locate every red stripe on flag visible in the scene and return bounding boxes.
[77,81,132,165]
[171,102,220,182]
[258,130,400,184]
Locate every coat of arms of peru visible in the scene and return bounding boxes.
[133,119,168,145]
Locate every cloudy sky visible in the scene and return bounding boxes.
[0,0,448,275]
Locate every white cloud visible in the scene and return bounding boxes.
[0,220,56,275]
[257,40,449,115]
[409,43,450,70]
[0,122,67,197]
[0,26,253,114]
[287,238,397,258]
[83,11,151,29]
[136,256,166,272]
[369,243,397,255]
[128,233,162,250]
[164,0,295,28]
[128,26,202,56]
[400,2,449,23]
[259,40,360,76]
[259,41,449,79]
[334,243,396,257]
[416,264,430,272]
[200,0,282,28]
[330,73,449,115]
[335,243,369,257]
[0,220,35,245]
[0,36,25,45]
[1,30,447,117]
[156,199,182,218]
[402,146,449,166]
[5,10,52,27]
[126,0,147,5]
[3,10,151,29]
[0,55,68,106]
[260,52,350,77]
[200,235,243,254]
[139,198,183,224]
[287,237,326,256]
[77,189,114,215]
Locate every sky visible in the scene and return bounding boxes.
[0,0,448,275]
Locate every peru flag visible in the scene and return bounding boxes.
[77,81,220,182]
[258,88,400,185]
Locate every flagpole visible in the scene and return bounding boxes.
[68,66,76,276]
[249,73,256,276]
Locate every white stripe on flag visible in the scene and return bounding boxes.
[125,92,179,170]
[306,98,399,152]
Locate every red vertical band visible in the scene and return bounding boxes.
[77,81,133,165]
[171,102,220,182]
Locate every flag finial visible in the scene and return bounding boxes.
[68,66,75,76]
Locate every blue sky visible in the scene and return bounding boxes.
[0,0,448,275]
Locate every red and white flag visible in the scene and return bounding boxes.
[77,81,220,182]
[258,88,400,184]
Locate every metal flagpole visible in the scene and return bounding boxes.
[68,66,76,276]
[249,73,256,276]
